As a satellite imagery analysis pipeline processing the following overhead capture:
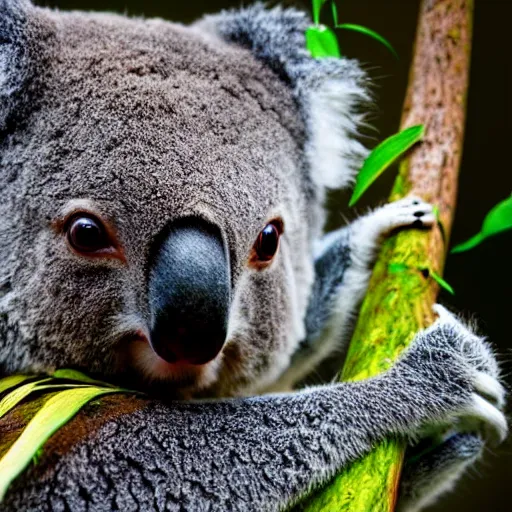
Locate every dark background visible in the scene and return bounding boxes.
[33,0,512,510]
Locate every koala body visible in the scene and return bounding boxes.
[0,1,507,511]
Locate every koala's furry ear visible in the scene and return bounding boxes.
[0,0,33,132]
[195,3,370,191]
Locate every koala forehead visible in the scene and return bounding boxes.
[7,7,309,260]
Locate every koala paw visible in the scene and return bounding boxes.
[399,433,485,512]
[399,305,507,445]
[375,196,436,233]
[348,196,435,262]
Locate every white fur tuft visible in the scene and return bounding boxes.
[305,79,370,191]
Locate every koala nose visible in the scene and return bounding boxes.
[148,219,230,365]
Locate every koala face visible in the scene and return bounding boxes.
[0,1,368,397]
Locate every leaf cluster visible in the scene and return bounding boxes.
[0,370,133,501]
[307,0,397,59]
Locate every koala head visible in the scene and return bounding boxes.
[0,0,368,397]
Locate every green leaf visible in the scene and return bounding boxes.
[0,379,51,419]
[0,386,121,501]
[306,25,341,59]
[312,0,329,25]
[0,379,97,420]
[430,270,455,295]
[33,384,92,392]
[336,23,398,59]
[331,0,339,26]
[0,375,32,395]
[349,125,425,207]
[52,369,95,382]
[451,195,512,253]
[52,369,117,388]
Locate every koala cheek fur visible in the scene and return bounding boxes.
[219,263,299,397]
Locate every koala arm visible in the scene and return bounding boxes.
[280,197,435,388]
[3,309,506,512]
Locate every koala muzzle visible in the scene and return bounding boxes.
[148,219,230,365]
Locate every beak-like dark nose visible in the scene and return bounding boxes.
[148,219,230,365]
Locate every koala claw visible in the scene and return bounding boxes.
[432,303,458,324]
[465,393,508,444]
[474,371,506,409]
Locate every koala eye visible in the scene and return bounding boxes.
[67,215,110,253]
[254,222,281,262]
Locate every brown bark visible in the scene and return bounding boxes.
[399,0,473,240]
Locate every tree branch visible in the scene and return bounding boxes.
[301,0,474,510]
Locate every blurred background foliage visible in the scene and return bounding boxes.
[32,0,512,510]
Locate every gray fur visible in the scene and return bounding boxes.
[0,0,29,131]
[2,311,506,511]
[0,1,507,511]
[197,4,370,196]
[303,226,351,347]
[399,433,484,512]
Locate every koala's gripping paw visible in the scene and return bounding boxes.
[398,433,484,512]
[373,196,436,234]
[347,196,435,264]
[398,305,507,445]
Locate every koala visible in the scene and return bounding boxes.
[0,1,507,511]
